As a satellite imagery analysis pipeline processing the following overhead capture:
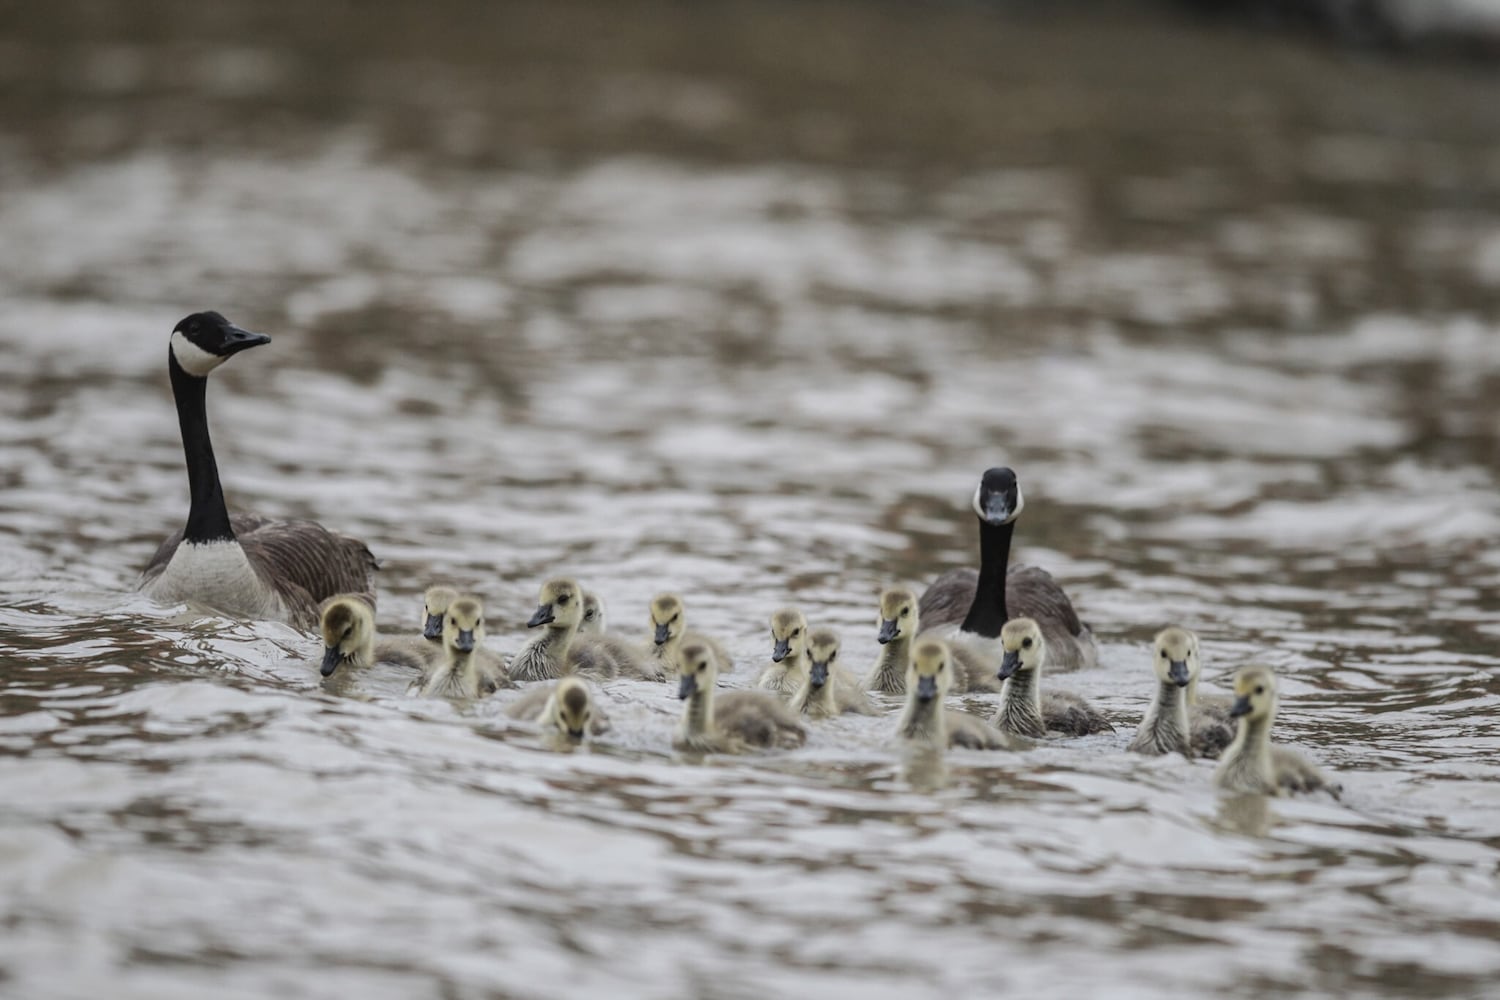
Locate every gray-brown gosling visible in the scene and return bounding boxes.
[867,586,999,695]
[676,640,806,754]
[757,607,812,699]
[791,628,876,719]
[511,577,662,683]
[1215,666,1335,797]
[993,618,1113,739]
[410,595,509,698]
[580,590,607,634]
[896,639,1012,751]
[139,311,377,628]
[1129,626,1233,759]
[319,595,435,677]
[505,676,611,744]
[421,585,460,642]
[648,592,735,678]
[918,467,1096,671]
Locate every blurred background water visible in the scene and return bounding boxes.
[2,2,1500,998]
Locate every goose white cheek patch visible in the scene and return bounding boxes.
[170,331,227,377]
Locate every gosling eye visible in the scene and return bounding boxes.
[1021,637,1033,649]
[936,662,945,671]
[828,650,837,661]
[1254,685,1265,695]
[449,616,457,626]
[791,629,801,638]
[696,662,707,673]
[557,595,570,606]
[901,608,909,617]
[1161,649,1169,659]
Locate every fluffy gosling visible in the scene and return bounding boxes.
[648,592,735,678]
[791,628,875,718]
[421,585,460,642]
[505,676,611,744]
[1130,626,1232,759]
[580,590,607,634]
[511,577,661,682]
[319,595,435,677]
[676,640,805,754]
[896,639,1012,751]
[410,595,509,698]
[867,586,997,695]
[1215,666,1335,797]
[992,618,1112,739]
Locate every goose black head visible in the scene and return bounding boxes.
[971,466,1024,527]
[170,311,271,378]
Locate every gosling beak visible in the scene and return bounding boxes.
[1229,695,1253,718]
[423,613,444,641]
[809,661,829,689]
[915,675,938,703]
[654,622,671,646]
[677,674,697,700]
[527,604,555,628]
[566,727,585,741]
[454,629,476,653]
[1168,659,1191,687]
[771,637,790,662]
[876,618,900,644]
[997,650,1021,681]
[220,324,272,357]
[320,645,344,677]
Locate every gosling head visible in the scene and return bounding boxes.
[169,310,271,379]
[422,585,459,641]
[1229,665,1278,722]
[319,595,374,677]
[581,591,606,633]
[770,608,808,663]
[806,628,841,689]
[548,677,596,743]
[528,577,584,630]
[998,617,1045,681]
[444,596,485,655]
[876,586,919,644]
[908,639,954,704]
[675,640,720,700]
[971,466,1024,526]
[1153,626,1199,688]
[650,592,685,646]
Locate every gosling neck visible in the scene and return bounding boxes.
[682,682,715,737]
[997,666,1044,737]
[898,691,946,746]
[1225,712,1274,770]
[794,673,838,716]
[170,351,235,545]
[872,632,910,686]
[961,515,1014,637]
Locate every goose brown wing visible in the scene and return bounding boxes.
[1007,565,1085,637]
[238,518,379,620]
[917,567,978,630]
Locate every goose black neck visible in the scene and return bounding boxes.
[960,517,1013,636]
[170,351,235,544]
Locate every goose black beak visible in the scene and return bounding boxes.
[1168,659,1191,687]
[997,650,1020,681]
[423,613,444,641]
[654,623,671,646]
[877,618,900,644]
[915,675,938,703]
[454,629,476,653]
[771,638,790,662]
[220,324,271,357]
[320,645,344,677]
[809,662,829,688]
[527,605,555,628]
[1229,695,1253,718]
[677,674,697,700]
[981,495,1013,525]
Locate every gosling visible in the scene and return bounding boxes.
[867,586,998,695]
[511,577,662,682]
[1215,665,1335,797]
[791,629,876,719]
[410,595,509,698]
[676,640,805,754]
[421,585,460,642]
[993,618,1113,739]
[757,607,811,699]
[505,676,610,744]
[1130,626,1233,759]
[896,639,1012,751]
[580,590,607,635]
[648,592,735,678]
[319,595,435,677]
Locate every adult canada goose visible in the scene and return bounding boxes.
[867,586,999,695]
[918,467,1096,671]
[139,311,378,629]
[318,595,435,677]
[580,591,607,634]
[421,585,460,642]
[757,608,811,699]
[410,595,509,698]
[1130,626,1233,759]
[1215,666,1336,797]
[791,629,875,718]
[505,676,611,743]
[511,577,662,682]
[648,593,735,677]
[992,618,1112,739]
[896,640,1013,751]
[675,640,805,754]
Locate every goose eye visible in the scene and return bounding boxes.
[1021,637,1033,649]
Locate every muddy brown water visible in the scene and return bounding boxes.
[2,3,1500,998]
